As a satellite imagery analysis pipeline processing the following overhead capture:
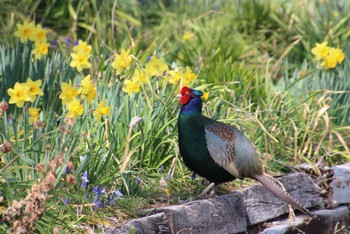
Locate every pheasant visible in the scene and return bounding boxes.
[177,86,318,220]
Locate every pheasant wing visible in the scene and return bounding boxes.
[204,122,241,178]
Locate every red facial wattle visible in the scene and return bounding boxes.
[179,86,192,104]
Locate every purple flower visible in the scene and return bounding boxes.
[63,198,69,205]
[93,185,103,195]
[73,40,79,46]
[191,172,196,180]
[201,179,206,186]
[93,194,100,208]
[65,37,71,46]
[65,166,72,174]
[102,199,107,208]
[167,174,172,180]
[109,195,115,205]
[77,208,82,215]
[158,165,164,172]
[51,38,57,46]
[135,177,141,184]
[147,55,152,62]
[81,171,89,189]
[114,189,123,198]
[84,193,89,199]
[106,52,110,59]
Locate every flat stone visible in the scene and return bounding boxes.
[107,191,247,234]
[107,173,333,234]
[331,164,350,204]
[244,173,324,225]
[149,191,247,234]
[106,212,170,234]
[255,206,349,234]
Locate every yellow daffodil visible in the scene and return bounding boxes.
[202,92,209,101]
[70,52,91,72]
[181,66,196,86]
[28,107,40,123]
[72,40,92,55]
[132,69,148,84]
[331,47,345,63]
[59,82,79,105]
[78,75,92,95]
[311,41,329,61]
[14,20,36,43]
[66,99,84,118]
[25,78,44,102]
[85,84,97,104]
[182,31,193,41]
[93,101,110,121]
[145,56,168,76]
[32,42,50,60]
[111,49,133,75]
[122,79,140,95]
[70,40,92,72]
[30,24,48,43]
[7,82,31,108]
[322,47,345,69]
[165,69,182,84]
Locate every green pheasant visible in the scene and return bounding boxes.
[177,86,318,219]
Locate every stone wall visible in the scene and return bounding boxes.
[106,165,350,234]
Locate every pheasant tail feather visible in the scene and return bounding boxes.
[254,173,318,220]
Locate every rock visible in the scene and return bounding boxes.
[106,213,170,234]
[244,173,324,225]
[331,164,350,204]
[106,173,344,234]
[256,206,349,234]
[146,191,247,234]
[107,191,247,234]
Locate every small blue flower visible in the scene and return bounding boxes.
[147,55,152,62]
[93,185,103,195]
[114,189,123,198]
[191,172,196,180]
[109,195,115,205]
[65,37,71,46]
[63,198,69,205]
[77,208,82,215]
[167,174,172,180]
[158,165,164,172]
[135,177,141,184]
[81,171,89,189]
[201,179,205,186]
[73,40,79,46]
[65,166,72,174]
[106,52,110,59]
[102,199,107,208]
[51,38,57,46]
[84,193,89,199]
[93,194,100,208]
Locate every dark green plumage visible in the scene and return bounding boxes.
[177,86,318,220]
[178,114,236,184]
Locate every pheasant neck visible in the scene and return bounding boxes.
[180,97,202,116]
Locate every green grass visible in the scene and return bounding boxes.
[0,0,349,232]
